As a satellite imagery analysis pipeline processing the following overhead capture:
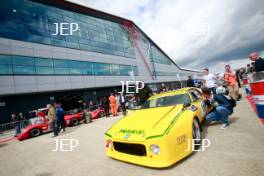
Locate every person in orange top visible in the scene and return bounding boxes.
[223,65,239,100]
[109,93,118,117]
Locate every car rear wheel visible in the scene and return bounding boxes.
[29,128,41,137]
[71,118,79,126]
[192,118,201,150]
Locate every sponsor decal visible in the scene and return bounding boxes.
[119,129,145,135]
[177,134,187,145]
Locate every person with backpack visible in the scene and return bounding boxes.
[201,87,236,129]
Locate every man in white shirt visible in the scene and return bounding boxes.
[202,68,216,94]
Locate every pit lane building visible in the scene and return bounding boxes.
[0,0,202,123]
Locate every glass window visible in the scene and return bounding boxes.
[0,55,12,64]
[35,58,53,67]
[69,60,83,68]
[13,65,35,74]
[54,67,69,74]
[0,65,12,74]
[12,56,35,66]
[93,63,110,75]
[141,94,191,109]
[119,65,131,75]
[54,59,69,67]
[110,64,120,75]
[70,68,83,75]
[36,66,54,74]
[132,66,138,76]
[82,62,93,75]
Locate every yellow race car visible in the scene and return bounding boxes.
[105,88,208,168]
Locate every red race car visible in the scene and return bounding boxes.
[64,108,105,126]
[17,115,51,141]
[17,108,105,140]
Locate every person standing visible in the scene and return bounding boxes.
[159,83,168,93]
[202,68,216,94]
[55,102,65,133]
[246,64,252,74]
[249,52,264,72]
[119,92,127,116]
[187,75,195,87]
[88,100,95,111]
[18,112,25,128]
[223,65,239,100]
[11,113,21,137]
[136,82,153,105]
[109,93,118,117]
[48,104,58,137]
[82,109,92,123]
[102,97,110,117]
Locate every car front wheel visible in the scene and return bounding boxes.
[192,118,201,150]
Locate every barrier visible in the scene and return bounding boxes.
[242,74,251,95]
[248,71,264,119]
[0,119,30,140]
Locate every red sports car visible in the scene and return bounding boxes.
[17,108,105,140]
[17,116,51,141]
[64,108,105,126]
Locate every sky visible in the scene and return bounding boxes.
[69,0,264,73]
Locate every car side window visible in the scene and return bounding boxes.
[189,89,202,102]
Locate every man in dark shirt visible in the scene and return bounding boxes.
[249,52,264,72]
[186,75,195,87]
[202,87,234,129]
[135,82,153,105]
[55,102,65,133]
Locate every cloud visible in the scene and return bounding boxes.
[68,0,264,72]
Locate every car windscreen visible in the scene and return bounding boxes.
[140,94,191,109]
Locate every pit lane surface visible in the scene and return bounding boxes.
[0,98,263,176]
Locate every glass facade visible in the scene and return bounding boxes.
[155,71,178,76]
[0,0,135,58]
[0,0,178,66]
[155,71,193,79]
[0,54,138,76]
[150,46,174,65]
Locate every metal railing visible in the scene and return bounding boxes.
[0,119,31,138]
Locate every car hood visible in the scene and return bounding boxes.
[106,105,184,142]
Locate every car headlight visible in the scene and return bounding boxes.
[150,144,160,155]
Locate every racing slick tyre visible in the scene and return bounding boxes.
[70,118,79,126]
[192,118,201,150]
[29,128,41,137]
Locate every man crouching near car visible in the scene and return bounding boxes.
[201,87,235,129]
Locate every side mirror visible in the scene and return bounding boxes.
[183,103,191,108]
